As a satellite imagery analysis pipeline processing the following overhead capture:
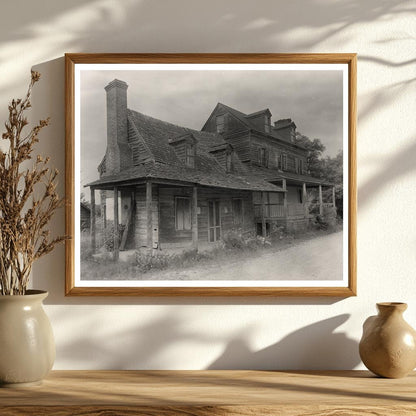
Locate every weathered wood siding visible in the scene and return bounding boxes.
[287,186,302,204]
[128,121,152,165]
[170,142,186,163]
[224,132,251,162]
[197,188,254,242]
[157,186,254,246]
[203,108,247,134]
[250,134,308,174]
[212,150,226,168]
[159,187,193,244]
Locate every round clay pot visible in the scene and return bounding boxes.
[359,302,416,378]
[0,290,55,387]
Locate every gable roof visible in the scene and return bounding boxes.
[202,103,306,150]
[91,109,284,193]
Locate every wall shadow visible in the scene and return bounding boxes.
[52,310,360,370]
[207,314,360,370]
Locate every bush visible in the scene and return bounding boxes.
[80,233,94,261]
[221,229,271,251]
[134,248,214,274]
[135,251,172,273]
[101,225,124,251]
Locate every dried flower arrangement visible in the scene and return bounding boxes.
[0,71,65,295]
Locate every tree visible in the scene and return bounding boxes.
[295,132,343,218]
[294,133,326,178]
[322,150,343,217]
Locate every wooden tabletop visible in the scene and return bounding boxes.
[1,370,415,415]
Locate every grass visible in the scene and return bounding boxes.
[80,223,342,281]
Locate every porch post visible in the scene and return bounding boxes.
[113,186,119,261]
[282,179,287,217]
[192,185,198,250]
[302,182,308,217]
[146,181,153,250]
[319,184,323,216]
[90,187,96,253]
[261,191,267,237]
[332,186,336,208]
[101,190,107,230]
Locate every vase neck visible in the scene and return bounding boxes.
[377,302,407,316]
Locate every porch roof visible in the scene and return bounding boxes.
[250,166,334,187]
[87,161,284,192]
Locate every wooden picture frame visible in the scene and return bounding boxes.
[65,53,356,296]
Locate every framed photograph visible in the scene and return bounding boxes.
[65,53,356,296]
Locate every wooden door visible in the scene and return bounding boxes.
[208,200,221,242]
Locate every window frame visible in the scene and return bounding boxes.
[175,196,192,231]
[185,143,195,168]
[282,153,287,170]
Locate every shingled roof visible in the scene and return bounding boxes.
[90,109,283,193]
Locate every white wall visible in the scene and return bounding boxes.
[1,0,415,370]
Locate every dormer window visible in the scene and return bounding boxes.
[216,114,225,133]
[209,143,234,172]
[169,133,197,168]
[185,143,195,168]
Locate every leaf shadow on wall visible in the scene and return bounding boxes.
[23,0,416,303]
[52,309,359,370]
[207,314,360,370]
[53,310,225,369]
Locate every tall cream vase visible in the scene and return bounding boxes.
[0,290,55,387]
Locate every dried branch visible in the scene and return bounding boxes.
[0,71,66,295]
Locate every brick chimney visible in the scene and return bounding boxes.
[104,79,131,174]
[273,118,296,143]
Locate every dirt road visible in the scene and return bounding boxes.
[161,231,343,281]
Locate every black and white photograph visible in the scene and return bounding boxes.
[66,55,356,295]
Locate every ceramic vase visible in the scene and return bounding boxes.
[359,302,416,378]
[0,290,55,387]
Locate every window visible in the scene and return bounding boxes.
[258,147,268,167]
[299,159,303,174]
[185,144,195,168]
[232,199,243,225]
[295,157,299,173]
[216,114,225,133]
[282,153,287,170]
[175,197,191,231]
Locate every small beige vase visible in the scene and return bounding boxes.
[0,290,55,387]
[359,302,416,378]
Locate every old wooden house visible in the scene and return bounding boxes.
[87,79,335,258]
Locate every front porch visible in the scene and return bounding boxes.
[253,178,337,234]
[88,179,261,261]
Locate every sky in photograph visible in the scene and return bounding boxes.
[80,67,344,194]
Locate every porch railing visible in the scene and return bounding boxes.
[254,204,285,218]
[287,203,305,217]
[254,203,306,219]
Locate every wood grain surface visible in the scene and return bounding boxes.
[1,370,415,415]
